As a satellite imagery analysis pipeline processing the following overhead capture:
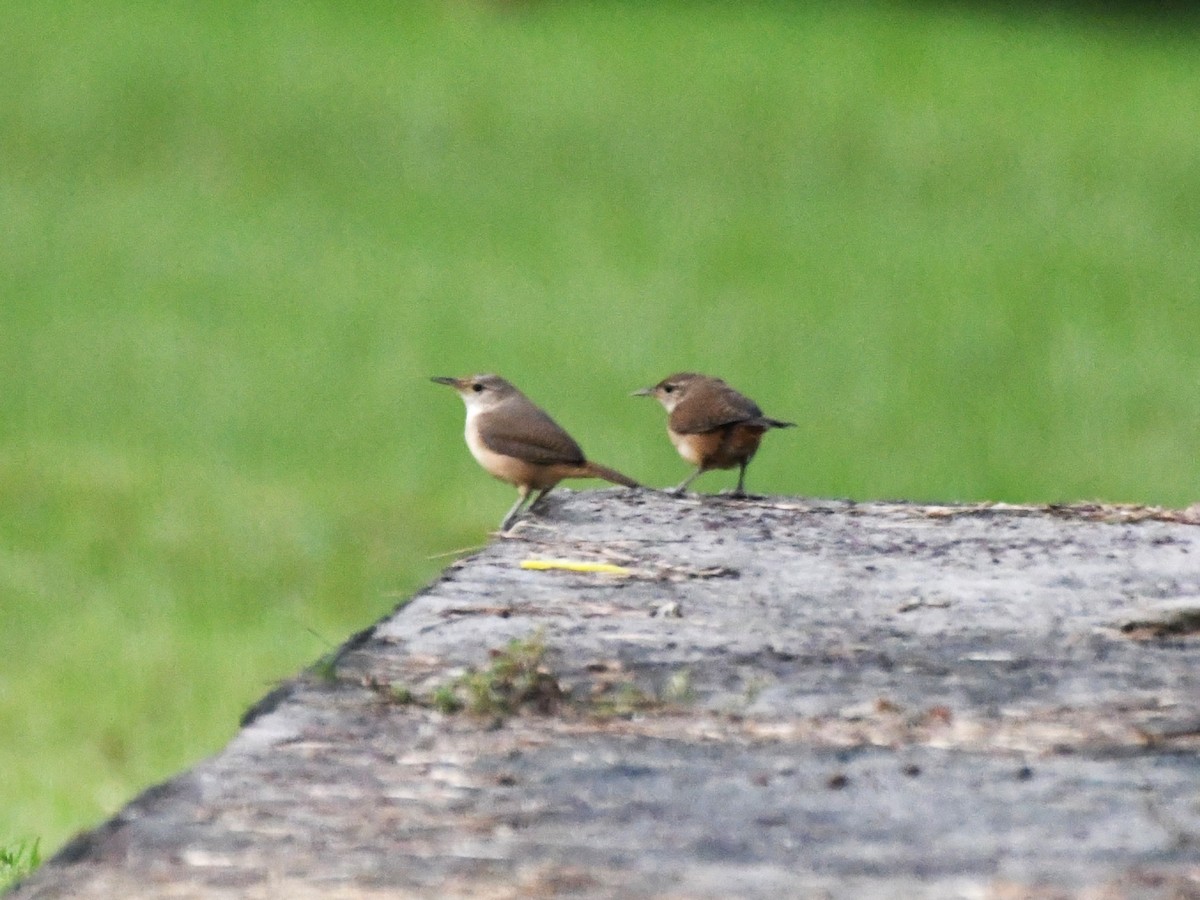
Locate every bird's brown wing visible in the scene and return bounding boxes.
[669,381,764,434]
[478,405,586,465]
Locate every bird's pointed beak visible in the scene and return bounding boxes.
[631,387,653,397]
[431,376,462,388]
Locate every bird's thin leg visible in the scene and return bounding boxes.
[500,485,532,531]
[731,462,748,498]
[527,486,554,513]
[670,468,704,497]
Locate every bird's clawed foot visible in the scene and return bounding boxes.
[719,488,765,501]
[668,470,702,497]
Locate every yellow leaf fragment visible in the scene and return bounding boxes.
[520,559,632,576]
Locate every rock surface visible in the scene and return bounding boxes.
[12,490,1200,899]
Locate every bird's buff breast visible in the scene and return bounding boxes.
[465,410,561,489]
[670,424,763,469]
[668,428,718,467]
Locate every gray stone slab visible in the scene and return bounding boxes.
[12,491,1200,898]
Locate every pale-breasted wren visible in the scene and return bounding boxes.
[634,372,794,497]
[433,374,639,531]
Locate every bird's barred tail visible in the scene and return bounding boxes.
[580,461,640,489]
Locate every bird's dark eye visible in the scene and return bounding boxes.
[663,384,675,394]
[472,383,484,393]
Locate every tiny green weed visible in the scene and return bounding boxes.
[0,837,42,890]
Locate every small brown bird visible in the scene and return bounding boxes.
[433,374,639,531]
[634,372,794,497]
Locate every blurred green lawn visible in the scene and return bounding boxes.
[2,0,1198,860]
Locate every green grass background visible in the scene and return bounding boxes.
[2,0,1198,861]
